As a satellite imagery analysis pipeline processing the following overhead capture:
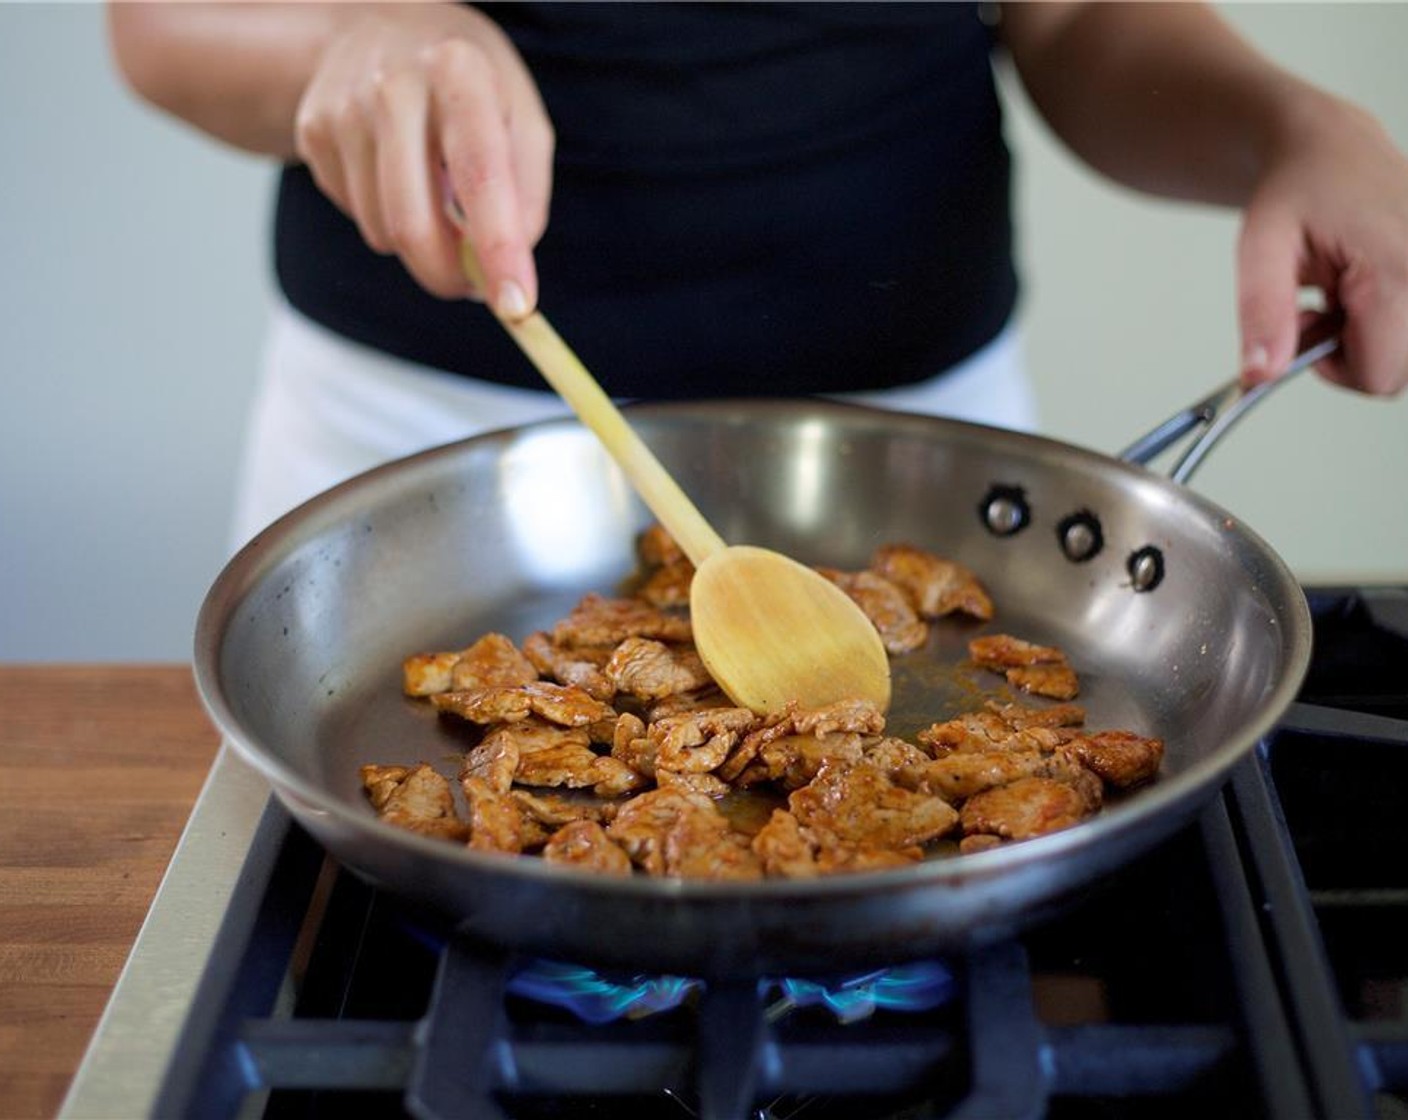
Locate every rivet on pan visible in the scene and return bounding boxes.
[979,485,1031,537]
[1127,546,1166,593]
[1057,510,1104,563]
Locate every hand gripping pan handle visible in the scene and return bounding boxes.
[1119,317,1341,484]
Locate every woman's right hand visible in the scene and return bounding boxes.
[294,4,553,317]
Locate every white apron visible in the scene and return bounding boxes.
[231,301,1038,549]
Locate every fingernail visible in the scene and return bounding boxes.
[1242,342,1270,375]
[496,280,530,320]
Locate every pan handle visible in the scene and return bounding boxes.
[1118,318,1341,484]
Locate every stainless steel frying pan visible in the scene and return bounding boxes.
[194,344,1332,979]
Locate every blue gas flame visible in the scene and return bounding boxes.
[507,959,955,1025]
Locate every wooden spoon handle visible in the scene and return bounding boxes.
[459,246,726,566]
[503,313,726,566]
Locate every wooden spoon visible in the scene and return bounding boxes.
[460,246,890,715]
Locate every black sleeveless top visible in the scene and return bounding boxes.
[273,2,1017,399]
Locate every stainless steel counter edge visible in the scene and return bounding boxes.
[59,742,273,1119]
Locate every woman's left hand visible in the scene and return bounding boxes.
[1237,92,1408,395]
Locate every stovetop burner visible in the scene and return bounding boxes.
[63,588,1408,1120]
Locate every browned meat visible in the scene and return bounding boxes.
[521,631,616,701]
[986,701,1087,729]
[656,769,732,798]
[462,775,544,854]
[511,789,620,828]
[719,699,886,783]
[757,733,867,790]
[636,562,694,609]
[969,634,1081,701]
[514,735,610,789]
[606,788,728,876]
[755,801,927,875]
[861,737,933,784]
[610,711,655,778]
[917,712,1066,757]
[449,633,538,691]
[814,842,923,874]
[664,818,764,881]
[585,713,621,747]
[460,726,521,793]
[1005,663,1081,702]
[751,809,820,879]
[466,718,643,798]
[391,535,1168,875]
[649,707,759,774]
[402,632,538,697]
[1066,729,1164,788]
[431,681,616,727]
[360,763,469,841]
[920,712,1015,754]
[870,543,994,620]
[817,568,929,654]
[792,698,887,738]
[715,716,787,783]
[400,651,462,697]
[541,820,634,875]
[552,593,692,648]
[589,755,647,798]
[960,776,1097,842]
[916,747,1101,805]
[970,634,1068,668]
[522,744,641,799]
[959,834,1007,855]
[915,750,1029,801]
[789,759,959,849]
[482,717,586,755]
[362,763,412,812]
[637,523,687,568]
[604,637,714,700]
[645,686,732,722]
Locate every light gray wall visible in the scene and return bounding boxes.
[2,3,1406,662]
[1,2,272,660]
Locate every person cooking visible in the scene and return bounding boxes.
[106,2,1408,545]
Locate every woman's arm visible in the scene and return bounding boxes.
[107,2,553,314]
[108,2,349,158]
[1001,2,1408,395]
[999,2,1298,205]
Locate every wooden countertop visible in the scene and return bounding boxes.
[0,665,219,1120]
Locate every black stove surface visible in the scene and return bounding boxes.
[156,588,1408,1120]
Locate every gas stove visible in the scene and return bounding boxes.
[61,587,1408,1119]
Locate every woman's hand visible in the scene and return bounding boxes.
[1237,93,1408,395]
[293,4,553,316]
[1001,2,1408,398]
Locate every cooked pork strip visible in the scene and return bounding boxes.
[789,759,959,849]
[604,636,713,700]
[431,680,616,727]
[522,631,617,701]
[552,593,693,648]
[870,543,994,620]
[960,775,1097,842]
[360,763,469,842]
[1067,729,1164,788]
[817,568,929,654]
[606,788,728,876]
[542,820,633,875]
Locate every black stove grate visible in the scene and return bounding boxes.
[153,589,1408,1120]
